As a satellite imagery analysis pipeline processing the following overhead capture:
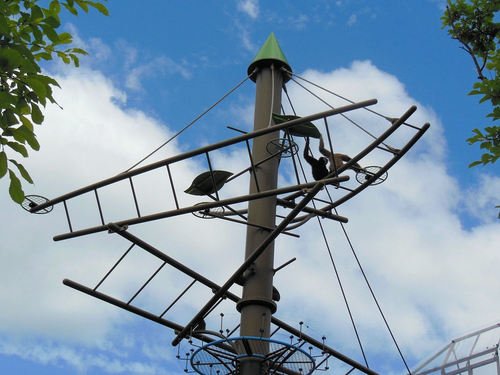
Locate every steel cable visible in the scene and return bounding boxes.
[124,74,252,173]
[283,87,369,367]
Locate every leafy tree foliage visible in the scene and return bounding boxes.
[442,0,499,167]
[0,0,108,203]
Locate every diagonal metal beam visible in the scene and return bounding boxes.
[64,227,377,374]
[172,179,332,346]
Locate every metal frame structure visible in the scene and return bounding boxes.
[27,33,433,374]
[413,323,500,375]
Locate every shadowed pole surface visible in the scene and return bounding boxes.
[237,33,291,375]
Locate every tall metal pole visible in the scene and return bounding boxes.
[237,33,291,375]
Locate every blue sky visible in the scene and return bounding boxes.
[64,0,492,177]
[0,1,499,375]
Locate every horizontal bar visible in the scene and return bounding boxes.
[276,198,346,221]
[203,211,300,238]
[53,176,349,241]
[32,99,377,213]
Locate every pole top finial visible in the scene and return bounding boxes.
[247,32,292,82]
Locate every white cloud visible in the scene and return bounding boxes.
[273,62,500,366]
[234,22,256,52]
[1,58,498,375]
[463,173,500,223]
[0,63,251,372]
[237,0,259,19]
[0,340,166,374]
[125,56,191,91]
[65,23,112,63]
[347,13,358,26]
[116,39,139,69]
[289,14,309,30]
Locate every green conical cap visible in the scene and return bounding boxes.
[247,33,292,82]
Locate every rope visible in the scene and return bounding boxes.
[284,68,419,130]
[315,208,370,368]
[315,119,406,365]
[289,75,397,152]
[320,120,409,370]
[282,86,302,185]
[124,74,252,173]
[285,89,408,371]
[284,106,369,367]
[323,117,340,177]
[268,64,276,127]
[325,189,412,374]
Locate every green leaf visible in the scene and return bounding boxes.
[40,24,60,44]
[481,153,493,163]
[62,2,78,15]
[8,159,33,183]
[44,15,61,28]
[15,126,40,151]
[69,53,79,67]
[24,76,48,103]
[69,47,88,55]
[30,5,44,23]
[16,98,31,116]
[75,0,89,12]
[3,109,19,126]
[0,92,17,109]
[10,126,25,143]
[31,103,44,124]
[0,151,7,178]
[58,32,73,44]
[37,74,60,88]
[185,170,233,196]
[89,1,109,16]
[8,169,24,203]
[49,0,62,15]
[31,24,44,43]
[57,51,71,64]
[0,47,24,70]
[19,115,34,132]
[6,141,28,157]
[0,15,10,34]
[34,51,53,61]
[480,141,491,150]
[272,113,322,138]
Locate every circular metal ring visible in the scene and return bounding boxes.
[356,166,388,186]
[266,138,298,158]
[21,195,53,214]
[190,336,315,375]
[192,203,226,219]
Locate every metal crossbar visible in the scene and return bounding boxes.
[53,176,349,241]
[31,100,377,214]
[94,243,135,291]
[62,225,377,375]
